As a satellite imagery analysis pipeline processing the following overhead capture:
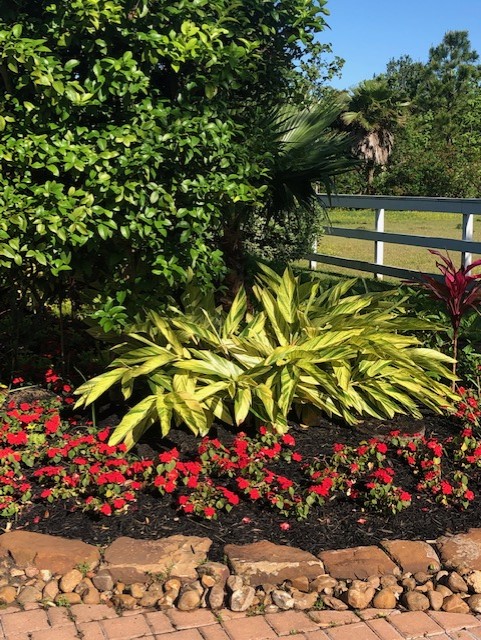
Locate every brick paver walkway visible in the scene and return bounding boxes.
[1,604,481,640]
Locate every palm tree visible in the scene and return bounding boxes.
[219,95,357,292]
[341,79,409,193]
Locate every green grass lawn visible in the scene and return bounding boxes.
[306,208,481,280]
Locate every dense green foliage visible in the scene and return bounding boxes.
[336,30,481,197]
[75,267,456,449]
[0,0,349,320]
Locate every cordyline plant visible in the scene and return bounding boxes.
[414,250,481,386]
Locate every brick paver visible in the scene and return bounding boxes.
[167,609,218,629]
[30,627,80,640]
[46,606,75,628]
[70,603,118,623]
[199,624,232,640]
[154,630,203,640]
[428,612,480,632]
[387,611,444,638]
[145,611,176,634]
[1,609,50,635]
[221,615,277,640]
[3,600,481,640]
[304,630,330,640]
[325,621,379,640]
[308,610,359,628]
[215,610,247,622]
[357,608,399,620]
[76,620,106,640]
[366,617,404,640]
[265,611,319,635]
[101,613,153,639]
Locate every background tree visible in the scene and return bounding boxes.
[337,31,481,198]
[339,79,409,194]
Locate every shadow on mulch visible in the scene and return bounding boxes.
[8,413,480,562]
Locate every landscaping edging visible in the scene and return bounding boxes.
[1,529,481,617]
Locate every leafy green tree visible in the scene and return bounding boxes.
[369,31,481,198]
[340,79,409,193]
[412,31,481,147]
[0,0,345,322]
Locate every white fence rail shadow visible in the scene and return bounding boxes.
[306,194,481,280]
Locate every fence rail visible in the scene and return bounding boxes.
[306,194,481,280]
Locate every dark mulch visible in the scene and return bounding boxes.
[8,413,481,562]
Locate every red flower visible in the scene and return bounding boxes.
[97,428,110,442]
[309,477,333,497]
[279,522,290,531]
[292,452,303,462]
[276,476,293,490]
[164,481,176,493]
[333,443,345,453]
[376,443,388,454]
[113,498,126,509]
[204,506,216,518]
[399,490,412,502]
[236,477,250,490]
[45,369,60,383]
[441,481,453,495]
[158,448,179,463]
[100,503,112,516]
[282,434,295,446]
[6,431,27,446]
[465,489,475,501]
[249,489,261,500]
[186,476,199,489]
[45,414,61,434]
[219,487,240,505]
[40,489,52,498]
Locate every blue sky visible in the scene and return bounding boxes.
[324,0,481,89]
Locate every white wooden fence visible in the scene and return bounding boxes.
[306,194,481,280]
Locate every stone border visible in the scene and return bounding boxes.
[1,529,481,617]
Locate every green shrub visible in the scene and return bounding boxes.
[74,266,456,449]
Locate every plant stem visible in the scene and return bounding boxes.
[452,327,458,392]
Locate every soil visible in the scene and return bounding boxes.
[8,411,481,562]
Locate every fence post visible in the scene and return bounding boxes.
[462,212,474,269]
[374,208,385,280]
[309,236,318,271]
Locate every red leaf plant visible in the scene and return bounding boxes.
[414,250,481,386]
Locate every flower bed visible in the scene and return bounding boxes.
[1,385,481,554]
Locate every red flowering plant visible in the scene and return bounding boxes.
[152,426,307,519]
[304,438,412,514]
[0,399,154,517]
[412,250,481,385]
[9,367,76,408]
